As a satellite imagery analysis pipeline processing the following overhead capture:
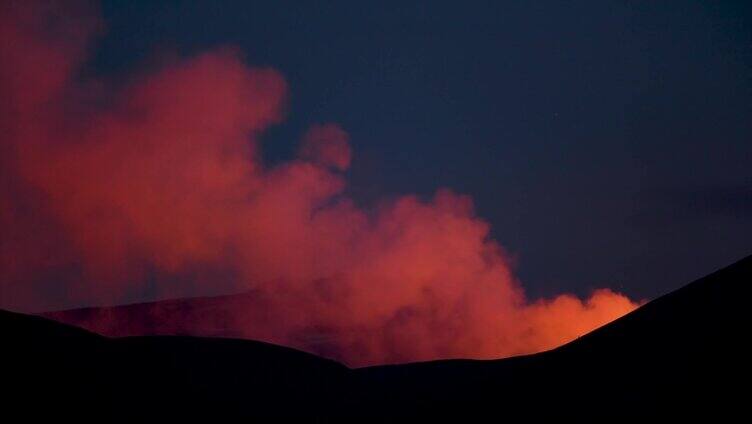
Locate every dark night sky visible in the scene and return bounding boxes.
[91,0,751,301]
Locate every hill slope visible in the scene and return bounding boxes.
[5,255,750,419]
[356,254,750,417]
[4,309,350,419]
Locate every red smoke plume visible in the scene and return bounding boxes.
[0,1,639,365]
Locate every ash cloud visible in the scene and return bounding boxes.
[0,1,639,366]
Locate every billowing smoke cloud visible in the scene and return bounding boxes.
[0,1,639,366]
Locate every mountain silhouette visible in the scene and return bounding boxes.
[5,255,749,419]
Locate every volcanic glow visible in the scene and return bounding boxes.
[0,1,639,365]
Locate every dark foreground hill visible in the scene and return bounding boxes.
[4,255,750,419]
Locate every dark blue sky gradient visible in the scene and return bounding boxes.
[91,0,752,300]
